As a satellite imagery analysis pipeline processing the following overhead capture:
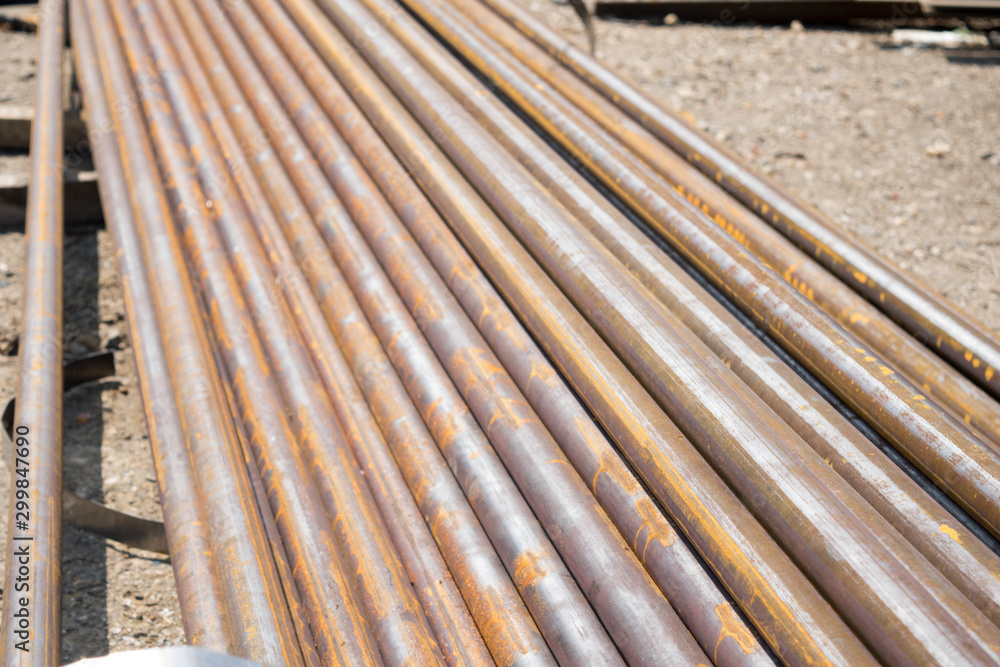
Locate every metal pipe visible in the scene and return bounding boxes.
[277,0,878,664]
[130,0,453,663]
[360,2,1000,661]
[214,347,322,667]
[82,0,305,660]
[166,1,555,664]
[246,2,776,665]
[477,0,1000,403]
[447,0,1000,450]
[108,0,418,662]
[192,1,626,663]
[67,0,232,649]
[389,0,1000,549]
[0,0,64,662]
[149,1,491,663]
[64,0,1000,660]
[346,1,1000,662]
[384,0,1000,630]
[300,0,1000,663]
[225,1,714,664]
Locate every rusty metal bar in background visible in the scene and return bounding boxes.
[0,0,65,663]
[479,0,1000,403]
[447,0,1000,450]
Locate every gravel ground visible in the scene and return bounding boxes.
[2,3,1000,662]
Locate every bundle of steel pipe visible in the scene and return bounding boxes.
[46,0,1000,664]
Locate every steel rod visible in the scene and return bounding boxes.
[449,0,1000,449]
[387,0,1000,630]
[82,0,306,659]
[67,0,232,649]
[0,0,65,661]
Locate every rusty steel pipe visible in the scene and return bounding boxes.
[167,1,556,664]
[150,1,491,663]
[375,0,1000,630]
[68,1,232,649]
[209,338,322,667]
[193,1,625,663]
[0,0,64,662]
[301,0,1000,663]
[346,2,1000,661]
[124,1,450,664]
[247,1,776,664]
[82,0,306,660]
[66,0,1000,661]
[478,0,1000,403]
[342,2,1000,663]
[221,1,717,664]
[107,0,419,663]
[447,0,1000,449]
[390,0,1000,548]
[228,1,715,664]
[277,0,879,663]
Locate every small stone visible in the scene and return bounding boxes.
[663,12,678,25]
[790,20,804,32]
[106,327,127,350]
[925,140,951,157]
[1,335,18,357]
[75,412,92,424]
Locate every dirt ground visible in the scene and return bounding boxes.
[1,2,999,663]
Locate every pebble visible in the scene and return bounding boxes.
[925,140,952,157]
